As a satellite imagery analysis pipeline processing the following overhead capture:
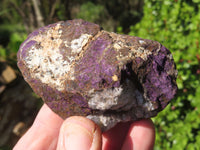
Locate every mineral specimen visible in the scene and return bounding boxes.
[17,19,177,131]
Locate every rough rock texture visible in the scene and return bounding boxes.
[17,19,178,131]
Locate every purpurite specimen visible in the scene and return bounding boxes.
[17,19,177,131]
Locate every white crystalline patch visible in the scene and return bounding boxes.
[88,87,123,110]
[139,40,145,44]
[132,47,152,61]
[88,79,139,111]
[26,45,71,91]
[86,115,120,131]
[143,101,155,111]
[58,29,62,34]
[113,42,122,50]
[24,23,93,90]
[70,34,92,53]
[87,113,131,131]
[25,23,77,91]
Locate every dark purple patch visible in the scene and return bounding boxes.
[143,46,177,109]
[76,34,119,90]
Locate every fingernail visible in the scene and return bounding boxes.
[58,117,101,150]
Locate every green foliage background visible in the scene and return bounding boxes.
[0,0,200,149]
[129,0,200,149]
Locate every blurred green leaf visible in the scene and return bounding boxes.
[76,2,104,22]
[0,46,6,59]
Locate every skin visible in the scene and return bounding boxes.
[13,104,155,150]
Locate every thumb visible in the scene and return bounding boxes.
[57,116,102,150]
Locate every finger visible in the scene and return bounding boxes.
[57,116,102,150]
[102,122,132,150]
[13,104,64,150]
[121,119,155,150]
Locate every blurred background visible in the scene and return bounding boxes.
[0,0,200,149]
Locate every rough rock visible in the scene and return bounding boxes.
[17,19,178,131]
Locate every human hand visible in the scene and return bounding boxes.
[13,104,155,150]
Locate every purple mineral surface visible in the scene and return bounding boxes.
[17,19,178,131]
